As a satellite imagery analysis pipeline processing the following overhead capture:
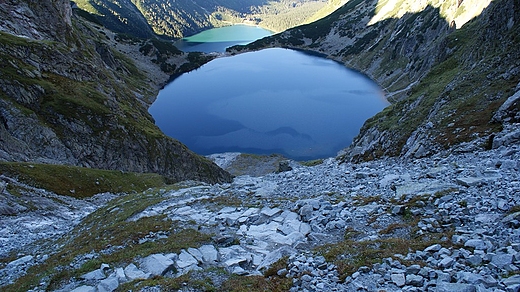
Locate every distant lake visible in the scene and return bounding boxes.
[149,48,389,160]
[174,25,273,53]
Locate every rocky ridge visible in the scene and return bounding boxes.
[1,128,519,291]
[0,0,231,184]
[231,0,520,163]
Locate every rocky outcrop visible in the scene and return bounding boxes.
[0,0,231,184]
[0,0,72,42]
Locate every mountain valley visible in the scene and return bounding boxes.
[0,0,519,291]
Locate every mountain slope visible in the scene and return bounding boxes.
[233,0,520,161]
[72,0,346,38]
[0,0,232,184]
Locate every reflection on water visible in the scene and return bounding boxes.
[150,48,389,160]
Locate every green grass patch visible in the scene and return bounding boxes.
[0,162,166,198]
[299,159,324,167]
[220,274,292,292]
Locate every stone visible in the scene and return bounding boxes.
[261,207,283,218]
[406,264,421,275]
[391,205,405,215]
[6,255,33,268]
[481,275,498,288]
[198,245,219,263]
[80,268,106,280]
[464,239,488,250]
[97,276,119,292]
[502,275,520,286]
[438,256,454,268]
[391,273,406,287]
[258,246,296,271]
[188,248,204,263]
[456,177,486,187]
[466,255,483,266]
[124,263,148,280]
[459,272,483,284]
[405,274,424,286]
[71,286,96,292]
[177,250,198,269]
[141,254,175,276]
[424,243,442,253]
[436,282,476,292]
[491,253,513,268]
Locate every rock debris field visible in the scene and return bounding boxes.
[1,141,520,291]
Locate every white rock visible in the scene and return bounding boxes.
[124,263,149,280]
[141,254,175,276]
[391,273,406,287]
[114,267,127,283]
[97,276,119,292]
[80,269,106,280]
[260,207,282,217]
[464,239,488,250]
[188,247,204,263]
[198,245,219,263]
[176,250,198,269]
[6,255,33,268]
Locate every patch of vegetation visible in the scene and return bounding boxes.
[352,194,382,206]
[264,256,289,278]
[117,270,221,291]
[3,183,216,291]
[299,159,324,167]
[225,153,287,177]
[199,195,244,209]
[0,162,166,198]
[220,274,292,292]
[316,228,452,281]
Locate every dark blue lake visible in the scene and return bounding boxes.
[149,47,388,160]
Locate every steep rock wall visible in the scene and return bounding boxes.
[0,0,232,183]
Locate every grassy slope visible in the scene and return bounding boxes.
[355,0,519,159]
[0,162,166,198]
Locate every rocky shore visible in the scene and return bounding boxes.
[1,126,519,291]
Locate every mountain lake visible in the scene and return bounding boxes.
[174,24,273,53]
[150,25,389,160]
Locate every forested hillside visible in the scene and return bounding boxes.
[72,0,346,38]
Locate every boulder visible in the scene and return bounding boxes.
[97,276,119,292]
[123,263,148,280]
[141,254,175,276]
[198,245,219,263]
[176,250,198,269]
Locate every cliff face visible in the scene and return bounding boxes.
[234,0,520,161]
[0,0,232,184]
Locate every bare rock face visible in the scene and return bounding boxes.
[0,0,72,42]
[0,0,232,184]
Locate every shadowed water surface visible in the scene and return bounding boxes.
[150,48,388,160]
